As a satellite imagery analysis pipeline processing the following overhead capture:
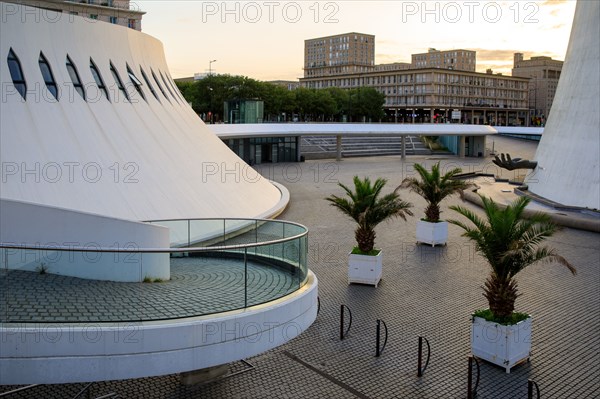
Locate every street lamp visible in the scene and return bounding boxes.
[209,59,217,76]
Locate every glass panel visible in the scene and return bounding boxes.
[160,71,179,103]
[1,220,308,322]
[7,58,23,81]
[127,65,145,101]
[152,69,170,102]
[39,60,52,82]
[66,56,85,100]
[110,62,130,101]
[140,67,159,101]
[90,58,110,101]
[39,53,58,100]
[7,49,26,100]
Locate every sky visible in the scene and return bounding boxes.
[136,0,577,80]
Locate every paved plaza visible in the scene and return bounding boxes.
[1,136,598,398]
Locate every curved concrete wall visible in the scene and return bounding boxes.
[0,199,170,281]
[0,2,283,224]
[0,271,318,384]
[525,1,600,210]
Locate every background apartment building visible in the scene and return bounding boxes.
[8,0,145,30]
[412,48,476,71]
[301,33,529,126]
[512,53,563,125]
[304,32,375,78]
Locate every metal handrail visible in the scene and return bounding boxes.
[0,218,309,324]
[0,218,308,254]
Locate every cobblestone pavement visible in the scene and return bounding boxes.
[1,137,599,398]
[0,256,299,323]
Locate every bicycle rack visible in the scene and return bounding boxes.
[467,356,480,399]
[528,379,541,399]
[417,336,431,377]
[317,296,321,315]
[339,304,352,340]
[375,319,388,357]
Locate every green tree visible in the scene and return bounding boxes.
[326,177,413,253]
[400,162,473,222]
[349,87,385,122]
[449,196,576,321]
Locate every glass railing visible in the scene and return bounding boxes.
[0,219,308,323]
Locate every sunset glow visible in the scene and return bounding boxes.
[137,0,577,80]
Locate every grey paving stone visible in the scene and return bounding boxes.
[1,137,598,398]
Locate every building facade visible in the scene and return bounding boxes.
[301,33,529,126]
[301,67,529,126]
[512,53,563,125]
[411,48,476,71]
[7,0,145,30]
[304,32,375,78]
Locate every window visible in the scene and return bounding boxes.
[109,16,117,24]
[166,73,186,102]
[39,52,59,100]
[89,14,98,19]
[128,19,136,29]
[151,69,170,103]
[66,55,85,100]
[110,62,130,102]
[127,64,146,102]
[160,71,179,103]
[90,58,110,101]
[140,67,159,102]
[7,48,26,99]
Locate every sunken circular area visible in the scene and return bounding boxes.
[0,256,301,323]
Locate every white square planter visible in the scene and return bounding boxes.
[348,250,382,287]
[471,314,532,373]
[416,220,448,247]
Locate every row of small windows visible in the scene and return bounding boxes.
[6,48,186,105]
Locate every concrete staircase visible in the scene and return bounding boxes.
[301,135,433,159]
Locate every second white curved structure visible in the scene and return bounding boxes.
[525,1,600,210]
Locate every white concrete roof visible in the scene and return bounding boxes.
[526,0,600,210]
[0,4,284,222]
[209,123,497,139]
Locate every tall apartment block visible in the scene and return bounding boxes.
[301,33,529,126]
[7,0,145,30]
[412,48,476,71]
[512,53,563,124]
[304,32,375,78]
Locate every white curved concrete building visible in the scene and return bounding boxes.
[525,1,600,210]
[0,3,284,225]
[0,2,317,385]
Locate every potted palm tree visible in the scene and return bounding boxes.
[449,195,576,373]
[326,176,412,287]
[400,162,473,246]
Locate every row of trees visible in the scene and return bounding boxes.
[176,74,386,123]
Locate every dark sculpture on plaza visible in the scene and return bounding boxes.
[493,153,538,171]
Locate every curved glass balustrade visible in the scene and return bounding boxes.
[0,219,308,323]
